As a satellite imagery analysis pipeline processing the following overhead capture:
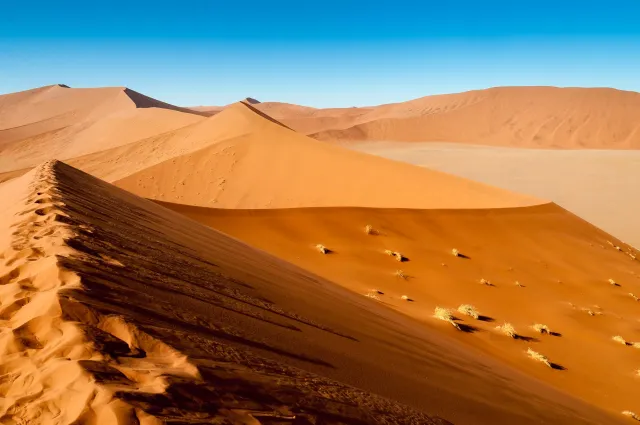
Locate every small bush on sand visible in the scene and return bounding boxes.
[384,250,404,262]
[400,295,413,302]
[395,270,407,280]
[433,307,461,330]
[613,335,628,345]
[365,291,381,300]
[496,323,517,338]
[457,304,479,319]
[532,324,551,334]
[630,293,639,302]
[365,225,377,235]
[527,348,551,367]
[316,244,328,254]
[609,278,618,286]
[479,278,493,286]
[632,342,640,349]
[452,248,460,257]
[622,411,640,421]
[515,281,524,287]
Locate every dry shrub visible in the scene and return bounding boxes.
[622,411,640,421]
[532,324,551,334]
[394,270,407,280]
[316,244,328,254]
[457,304,479,319]
[365,225,377,235]
[527,348,551,367]
[496,322,517,338]
[613,335,628,345]
[452,248,460,257]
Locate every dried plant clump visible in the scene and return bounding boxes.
[622,411,640,421]
[394,270,407,280]
[479,278,493,286]
[613,335,628,345]
[384,250,404,262]
[630,293,640,302]
[400,295,413,302]
[457,304,479,320]
[515,281,524,287]
[316,244,328,254]
[632,342,640,349]
[609,278,618,286]
[527,348,551,367]
[433,307,461,330]
[496,322,517,338]
[365,225,377,235]
[364,291,381,301]
[532,324,551,334]
[452,248,460,257]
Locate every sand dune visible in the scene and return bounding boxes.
[351,141,640,247]
[0,85,205,172]
[198,87,640,149]
[161,202,640,422]
[114,102,541,209]
[1,160,623,424]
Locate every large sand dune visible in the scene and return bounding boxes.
[1,160,623,425]
[161,201,640,422]
[114,102,541,209]
[0,85,205,172]
[204,87,640,149]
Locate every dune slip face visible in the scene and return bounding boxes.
[0,160,448,425]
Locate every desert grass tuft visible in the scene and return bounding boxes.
[384,250,404,262]
[632,342,640,349]
[496,322,517,338]
[364,291,381,301]
[515,281,524,287]
[532,324,551,334]
[365,225,377,235]
[433,307,461,330]
[457,304,479,320]
[316,244,328,254]
[630,293,639,302]
[613,335,628,345]
[609,278,618,286]
[622,411,640,421]
[527,348,551,367]
[400,295,413,302]
[452,248,460,257]
[479,278,493,286]
[394,270,408,279]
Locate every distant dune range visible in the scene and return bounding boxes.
[2,84,640,424]
[195,86,640,149]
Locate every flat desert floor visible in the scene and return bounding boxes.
[351,141,640,247]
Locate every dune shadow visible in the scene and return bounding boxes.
[550,363,566,371]
[478,315,494,322]
[515,335,539,343]
[458,323,479,333]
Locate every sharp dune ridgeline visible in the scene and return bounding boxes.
[1,84,640,424]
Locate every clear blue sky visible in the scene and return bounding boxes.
[1,1,640,107]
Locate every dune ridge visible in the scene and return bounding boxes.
[0,160,451,424]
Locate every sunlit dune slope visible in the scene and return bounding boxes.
[229,87,640,149]
[0,85,205,172]
[114,102,542,208]
[161,202,640,422]
[0,160,622,424]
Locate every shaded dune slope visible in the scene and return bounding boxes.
[160,203,640,421]
[0,161,622,424]
[114,102,542,209]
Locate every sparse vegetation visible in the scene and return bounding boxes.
[433,307,461,330]
[622,411,640,421]
[457,304,479,319]
[633,342,640,349]
[479,278,493,286]
[384,250,404,262]
[609,278,618,286]
[630,293,639,302]
[613,335,628,345]
[316,244,328,254]
[365,225,377,235]
[527,348,551,367]
[515,281,524,287]
[496,322,517,338]
[400,295,413,302]
[364,291,381,300]
[394,270,407,279]
[452,248,460,257]
[532,324,551,334]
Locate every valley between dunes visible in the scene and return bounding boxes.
[2,84,640,424]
